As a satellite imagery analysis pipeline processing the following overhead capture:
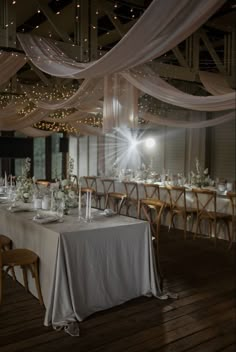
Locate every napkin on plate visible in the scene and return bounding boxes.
[33,215,60,224]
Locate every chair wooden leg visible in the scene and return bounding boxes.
[194,218,199,239]
[22,266,29,291]
[183,214,187,240]
[33,261,44,306]
[0,268,3,304]
[228,221,234,250]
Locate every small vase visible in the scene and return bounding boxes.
[23,197,29,203]
[64,207,70,215]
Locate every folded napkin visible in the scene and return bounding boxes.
[33,215,60,224]
[100,209,117,217]
[10,206,33,212]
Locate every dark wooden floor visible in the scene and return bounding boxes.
[1,227,235,352]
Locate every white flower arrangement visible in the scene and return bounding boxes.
[53,157,77,210]
[190,158,210,187]
[16,157,33,202]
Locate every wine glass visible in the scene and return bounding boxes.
[8,189,16,211]
[56,200,65,222]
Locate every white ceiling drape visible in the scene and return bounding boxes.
[199,71,235,95]
[0,102,27,118]
[0,51,27,85]
[37,78,104,110]
[2,0,235,134]
[122,68,236,111]
[103,74,139,133]
[0,108,49,131]
[17,0,225,79]
[143,110,235,129]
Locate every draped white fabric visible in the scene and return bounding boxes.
[0,108,49,131]
[122,69,236,111]
[103,74,139,133]
[17,0,224,79]
[0,102,27,118]
[143,111,235,129]
[199,71,235,95]
[0,51,26,85]
[69,124,103,136]
[37,78,104,110]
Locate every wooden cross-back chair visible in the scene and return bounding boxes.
[69,174,79,193]
[227,192,236,249]
[83,176,104,209]
[0,235,44,305]
[102,179,126,214]
[122,181,139,217]
[166,185,197,239]
[139,199,166,289]
[36,180,50,188]
[192,188,231,246]
[143,183,160,200]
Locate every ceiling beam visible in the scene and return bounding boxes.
[98,19,137,47]
[34,0,72,43]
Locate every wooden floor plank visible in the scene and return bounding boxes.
[1,227,235,352]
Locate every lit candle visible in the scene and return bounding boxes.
[85,191,89,219]
[78,184,81,211]
[4,172,7,187]
[89,191,91,219]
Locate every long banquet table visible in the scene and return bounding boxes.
[0,204,163,335]
[94,179,232,240]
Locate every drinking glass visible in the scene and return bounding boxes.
[57,200,65,222]
[8,189,16,210]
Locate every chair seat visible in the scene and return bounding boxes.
[108,192,126,199]
[140,198,165,207]
[172,206,197,214]
[2,248,38,266]
[1,247,43,305]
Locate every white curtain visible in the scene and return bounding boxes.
[17,0,224,79]
[122,68,236,111]
[199,71,235,95]
[0,51,27,85]
[103,74,139,133]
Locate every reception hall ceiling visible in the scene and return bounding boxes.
[3,0,235,85]
[0,0,235,133]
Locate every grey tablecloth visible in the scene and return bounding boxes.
[0,206,162,335]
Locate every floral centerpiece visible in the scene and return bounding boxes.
[16,157,33,202]
[53,157,77,213]
[190,158,210,187]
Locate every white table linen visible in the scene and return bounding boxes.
[0,205,162,335]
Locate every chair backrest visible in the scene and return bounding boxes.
[123,181,139,200]
[101,179,115,194]
[166,185,186,210]
[69,174,79,191]
[192,188,216,219]
[140,199,165,239]
[143,183,160,200]
[36,180,50,188]
[227,192,236,218]
[83,176,98,192]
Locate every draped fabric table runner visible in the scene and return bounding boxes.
[0,206,162,335]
